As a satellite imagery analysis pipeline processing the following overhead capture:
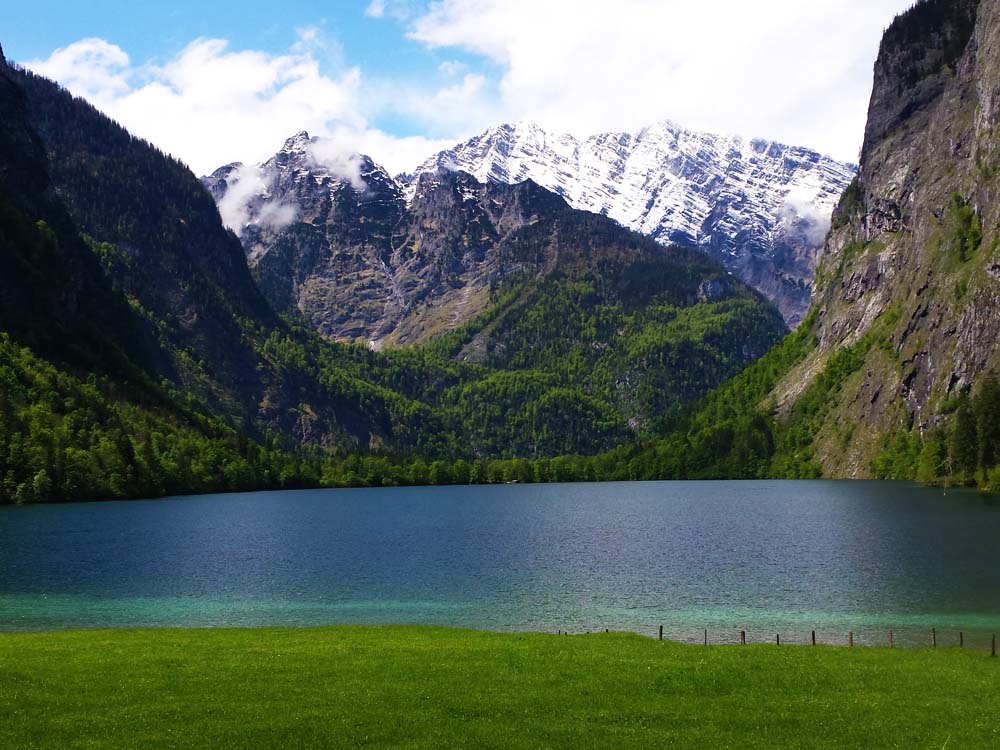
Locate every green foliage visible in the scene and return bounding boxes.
[881,0,979,86]
[872,371,1000,490]
[974,372,1000,470]
[947,194,982,263]
[831,177,862,230]
[871,431,922,480]
[949,395,978,480]
[916,432,948,485]
[430,261,786,438]
[0,334,321,503]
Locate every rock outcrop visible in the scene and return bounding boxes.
[778,0,998,475]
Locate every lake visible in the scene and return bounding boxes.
[2,481,999,647]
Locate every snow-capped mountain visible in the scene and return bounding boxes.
[409,121,857,325]
[201,132,785,361]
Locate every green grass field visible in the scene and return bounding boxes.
[1,626,997,749]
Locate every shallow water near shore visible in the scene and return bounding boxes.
[2,481,999,646]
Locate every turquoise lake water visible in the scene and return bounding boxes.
[2,481,999,647]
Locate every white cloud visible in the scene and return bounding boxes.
[437,60,467,77]
[407,73,489,127]
[256,200,299,233]
[408,0,915,161]
[363,71,497,138]
[29,37,131,100]
[364,0,418,22]
[26,31,451,176]
[25,1,916,180]
[29,32,364,174]
[216,164,269,233]
[215,163,300,237]
[329,127,460,175]
[780,187,833,246]
[306,138,367,189]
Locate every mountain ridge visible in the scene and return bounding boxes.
[203,131,788,436]
[203,132,787,348]
[407,120,857,326]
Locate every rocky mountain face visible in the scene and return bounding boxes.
[207,133,786,351]
[409,121,857,326]
[771,0,995,476]
[205,133,572,347]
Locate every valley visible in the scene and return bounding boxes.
[3,0,1000,499]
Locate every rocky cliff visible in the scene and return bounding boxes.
[774,0,996,476]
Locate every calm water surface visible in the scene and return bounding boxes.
[2,481,999,646]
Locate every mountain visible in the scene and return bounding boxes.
[596,0,1000,488]
[793,0,991,477]
[1,53,495,502]
[0,50,321,502]
[0,49,790,502]
[203,132,785,341]
[409,121,857,327]
[6,64,457,455]
[19,0,989,500]
[204,134,788,434]
[0,43,153,377]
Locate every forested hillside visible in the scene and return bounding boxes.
[0,46,789,502]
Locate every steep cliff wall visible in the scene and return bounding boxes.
[776,0,1000,476]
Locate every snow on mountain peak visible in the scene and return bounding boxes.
[409,121,856,324]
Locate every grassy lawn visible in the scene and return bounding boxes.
[1,626,997,749]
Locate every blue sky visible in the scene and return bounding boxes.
[6,1,915,174]
[6,1,487,92]
[8,1,407,72]
[5,1,488,136]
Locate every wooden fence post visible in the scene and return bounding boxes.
[658,625,663,641]
[932,628,936,648]
[889,630,894,649]
[992,634,996,658]
[811,630,816,647]
[704,629,708,646]
[849,631,854,648]
[740,630,746,645]
[776,634,780,646]
[960,631,964,648]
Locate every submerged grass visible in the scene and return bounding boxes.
[1,626,997,749]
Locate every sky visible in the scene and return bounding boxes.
[4,0,916,176]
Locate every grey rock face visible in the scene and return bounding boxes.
[782,0,1000,476]
[204,133,587,345]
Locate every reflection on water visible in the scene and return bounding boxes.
[1,481,999,646]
